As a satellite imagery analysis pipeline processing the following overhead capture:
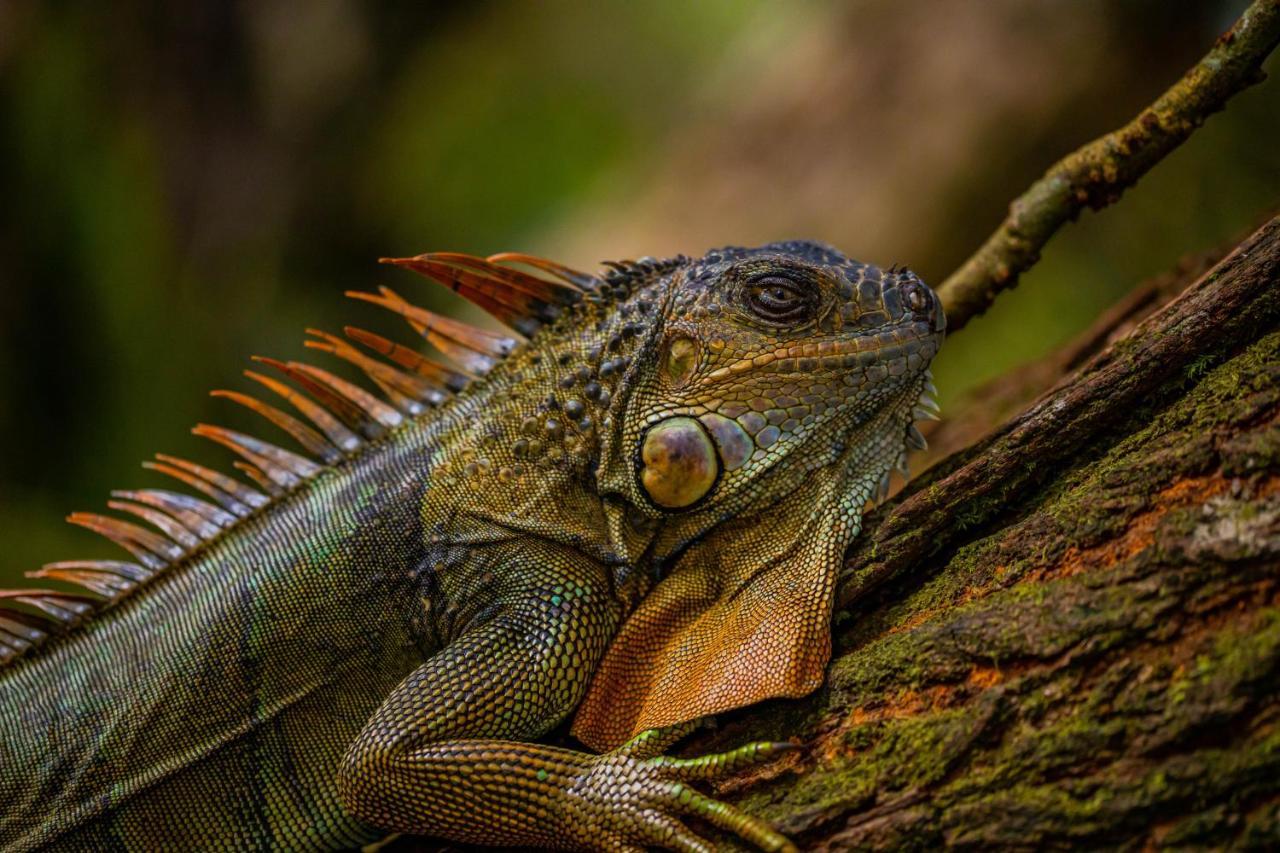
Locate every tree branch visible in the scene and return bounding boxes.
[936,0,1280,334]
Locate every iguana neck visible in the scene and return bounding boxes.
[417,275,665,577]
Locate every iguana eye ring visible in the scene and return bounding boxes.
[744,276,815,324]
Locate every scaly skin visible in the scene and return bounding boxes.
[0,241,943,850]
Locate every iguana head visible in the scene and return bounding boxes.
[577,240,944,749]
[607,241,943,515]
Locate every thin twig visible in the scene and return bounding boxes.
[937,0,1280,334]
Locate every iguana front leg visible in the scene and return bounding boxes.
[336,545,795,852]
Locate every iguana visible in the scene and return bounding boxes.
[0,240,943,851]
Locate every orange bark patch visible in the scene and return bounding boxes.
[967,665,1004,689]
[808,684,961,768]
[1034,474,1234,583]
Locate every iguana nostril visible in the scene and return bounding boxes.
[639,417,719,508]
[902,280,945,332]
[904,282,930,314]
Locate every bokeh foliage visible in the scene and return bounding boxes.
[0,0,1276,582]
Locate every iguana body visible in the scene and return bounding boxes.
[0,241,943,850]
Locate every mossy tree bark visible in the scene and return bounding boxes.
[694,216,1280,850]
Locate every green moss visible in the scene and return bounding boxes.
[1183,353,1218,382]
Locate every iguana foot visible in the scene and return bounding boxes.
[565,725,798,853]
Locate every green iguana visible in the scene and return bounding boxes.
[0,241,943,851]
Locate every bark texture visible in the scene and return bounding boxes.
[691,216,1280,849]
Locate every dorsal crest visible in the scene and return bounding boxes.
[0,251,610,667]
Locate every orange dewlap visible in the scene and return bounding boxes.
[573,482,858,751]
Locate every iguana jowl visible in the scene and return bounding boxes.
[0,241,944,851]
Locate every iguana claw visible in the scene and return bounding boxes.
[566,726,799,853]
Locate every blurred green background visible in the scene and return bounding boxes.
[0,0,1276,582]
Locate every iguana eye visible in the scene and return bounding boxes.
[745,276,814,324]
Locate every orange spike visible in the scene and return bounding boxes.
[344,327,469,392]
[0,605,57,633]
[305,330,443,414]
[0,637,30,663]
[389,265,532,335]
[285,363,403,429]
[212,389,342,464]
[111,489,233,534]
[253,356,385,440]
[193,423,320,480]
[233,462,281,496]
[375,287,517,356]
[40,560,151,582]
[243,369,362,454]
[144,460,254,518]
[381,256,559,336]
[192,424,315,488]
[107,500,200,550]
[111,491,221,538]
[304,342,424,416]
[346,288,512,375]
[0,590,97,623]
[0,614,48,661]
[152,454,268,510]
[426,252,587,297]
[66,512,180,568]
[487,252,598,290]
[26,565,136,599]
[0,638,29,663]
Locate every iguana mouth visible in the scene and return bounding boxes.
[700,319,940,386]
[634,328,940,514]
